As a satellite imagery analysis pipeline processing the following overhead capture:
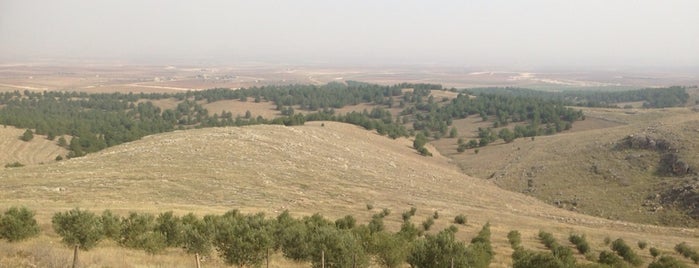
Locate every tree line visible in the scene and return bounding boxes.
[0,81,591,158]
[467,86,690,108]
[1,206,494,268]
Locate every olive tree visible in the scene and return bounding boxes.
[52,208,104,268]
[0,206,40,242]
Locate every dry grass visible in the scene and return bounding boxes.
[201,100,280,119]
[436,107,699,226]
[0,126,68,166]
[0,121,697,267]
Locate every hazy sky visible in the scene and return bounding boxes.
[1,0,698,68]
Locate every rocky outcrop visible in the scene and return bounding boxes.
[616,134,693,176]
[659,179,699,220]
[616,134,673,151]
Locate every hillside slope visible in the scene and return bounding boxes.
[0,122,697,267]
[0,126,68,166]
[438,107,699,226]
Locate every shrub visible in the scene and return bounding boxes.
[638,240,648,249]
[401,211,412,222]
[4,162,24,168]
[119,212,166,254]
[397,221,420,241]
[674,242,699,264]
[538,231,557,249]
[507,230,522,249]
[52,208,104,250]
[512,249,563,268]
[649,247,660,258]
[611,238,643,266]
[408,228,468,268]
[0,207,40,242]
[156,211,183,247]
[409,207,417,216]
[598,250,625,267]
[334,215,356,229]
[52,208,104,268]
[368,214,385,233]
[417,146,432,156]
[20,129,33,141]
[371,231,409,268]
[181,213,215,257]
[381,208,391,217]
[432,211,439,219]
[466,223,494,267]
[101,210,121,240]
[457,143,468,152]
[422,217,434,231]
[214,213,276,267]
[454,214,467,225]
[648,256,688,268]
[569,233,590,254]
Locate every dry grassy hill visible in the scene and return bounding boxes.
[1,122,698,267]
[0,126,68,167]
[436,107,699,226]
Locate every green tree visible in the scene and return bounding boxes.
[20,129,34,141]
[57,136,68,147]
[182,213,215,268]
[408,228,467,268]
[101,210,121,240]
[498,128,516,143]
[449,127,458,138]
[507,230,522,249]
[214,212,276,267]
[371,231,409,268]
[156,211,183,247]
[512,249,564,268]
[648,256,687,268]
[52,208,105,268]
[0,206,40,242]
[119,212,166,254]
[413,132,427,149]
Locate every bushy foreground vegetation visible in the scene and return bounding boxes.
[3,206,698,267]
[1,207,495,267]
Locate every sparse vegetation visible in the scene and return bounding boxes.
[674,242,699,264]
[4,162,24,168]
[648,255,688,268]
[537,231,576,266]
[569,233,591,254]
[611,238,643,266]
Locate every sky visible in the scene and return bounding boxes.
[1,0,698,69]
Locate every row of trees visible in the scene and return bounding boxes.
[2,206,493,268]
[467,86,690,108]
[507,229,692,268]
[5,206,696,267]
[1,81,594,157]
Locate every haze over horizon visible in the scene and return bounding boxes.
[1,0,698,70]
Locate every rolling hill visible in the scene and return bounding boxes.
[436,107,699,227]
[0,126,68,167]
[1,122,697,267]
